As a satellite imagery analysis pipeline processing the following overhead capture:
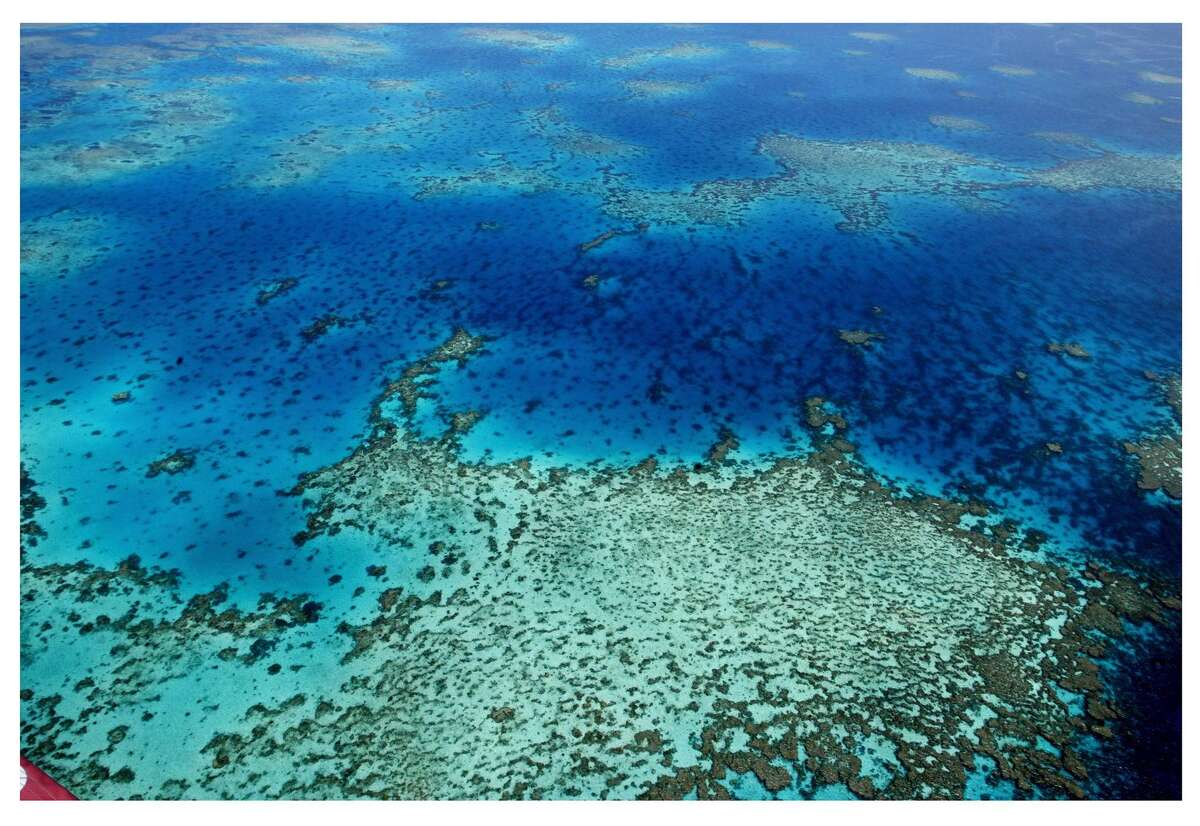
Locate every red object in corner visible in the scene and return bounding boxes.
[20,756,76,800]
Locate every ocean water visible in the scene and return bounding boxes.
[19,23,1181,800]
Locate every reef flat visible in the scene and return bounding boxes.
[20,335,1179,799]
[21,23,1181,800]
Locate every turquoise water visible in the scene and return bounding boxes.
[20,23,1180,799]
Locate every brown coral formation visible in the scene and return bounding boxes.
[838,329,885,349]
[356,328,491,428]
[578,223,648,254]
[146,449,197,478]
[1121,373,1181,501]
[704,427,740,466]
[20,464,48,547]
[256,278,299,306]
[299,313,360,343]
[1123,436,1181,500]
[1047,341,1091,360]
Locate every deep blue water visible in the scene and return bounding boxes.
[20,23,1180,800]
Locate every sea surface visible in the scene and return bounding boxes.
[20,23,1181,800]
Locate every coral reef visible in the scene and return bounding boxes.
[905,68,961,81]
[603,43,720,70]
[929,115,988,131]
[991,65,1036,77]
[460,28,573,51]
[1123,437,1182,500]
[154,335,1175,800]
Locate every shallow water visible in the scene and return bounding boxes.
[20,23,1181,799]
